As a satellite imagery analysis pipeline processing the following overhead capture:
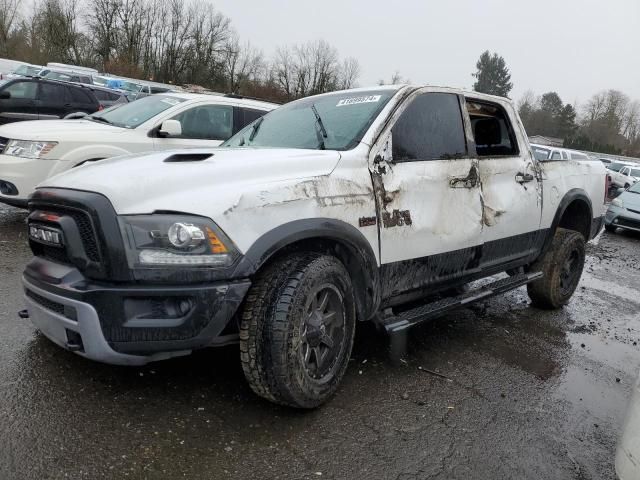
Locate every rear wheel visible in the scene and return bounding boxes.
[527,228,585,309]
[239,253,356,408]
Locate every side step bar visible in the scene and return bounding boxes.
[382,272,543,334]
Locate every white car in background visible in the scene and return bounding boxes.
[530,143,590,161]
[0,93,278,207]
[6,64,43,79]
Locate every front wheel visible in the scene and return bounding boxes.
[604,223,617,233]
[239,253,356,408]
[527,228,586,309]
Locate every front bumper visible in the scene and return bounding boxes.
[605,205,640,232]
[0,154,67,206]
[23,266,251,366]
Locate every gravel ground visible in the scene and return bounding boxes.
[1,203,639,480]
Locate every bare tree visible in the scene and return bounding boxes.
[0,0,19,56]
[223,34,263,93]
[337,57,360,90]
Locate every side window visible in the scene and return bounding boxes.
[466,100,519,157]
[93,90,109,101]
[550,151,561,160]
[69,87,94,104]
[561,151,568,160]
[620,167,629,175]
[38,83,66,103]
[4,81,37,99]
[240,108,268,129]
[392,93,466,161]
[171,105,234,140]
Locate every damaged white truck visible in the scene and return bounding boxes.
[21,85,607,408]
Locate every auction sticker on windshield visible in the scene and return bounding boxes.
[336,95,381,107]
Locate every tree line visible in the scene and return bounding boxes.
[472,50,640,157]
[0,0,361,102]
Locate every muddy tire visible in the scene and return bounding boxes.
[239,253,356,408]
[527,228,585,309]
[604,223,616,233]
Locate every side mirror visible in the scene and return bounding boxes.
[158,119,181,138]
[0,91,11,100]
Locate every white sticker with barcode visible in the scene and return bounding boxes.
[336,95,381,107]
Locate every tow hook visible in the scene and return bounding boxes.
[18,309,29,319]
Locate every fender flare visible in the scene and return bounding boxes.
[232,218,380,321]
[539,188,593,258]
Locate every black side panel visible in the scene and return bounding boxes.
[233,218,380,320]
[380,246,482,300]
[480,229,548,270]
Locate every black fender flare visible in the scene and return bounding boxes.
[539,188,593,259]
[232,218,380,321]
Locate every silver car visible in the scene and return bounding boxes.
[605,182,640,233]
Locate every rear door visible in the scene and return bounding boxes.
[0,80,38,124]
[153,103,235,149]
[66,86,99,115]
[36,82,67,119]
[464,97,543,270]
[371,90,484,299]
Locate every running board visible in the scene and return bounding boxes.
[382,272,543,334]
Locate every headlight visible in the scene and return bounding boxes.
[119,215,239,268]
[611,198,624,208]
[4,140,57,159]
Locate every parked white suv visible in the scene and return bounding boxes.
[0,93,277,207]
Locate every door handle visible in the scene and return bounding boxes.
[515,172,534,183]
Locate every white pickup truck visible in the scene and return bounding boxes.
[21,85,607,408]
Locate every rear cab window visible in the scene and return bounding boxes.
[465,99,519,157]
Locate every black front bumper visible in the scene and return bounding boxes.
[24,257,250,361]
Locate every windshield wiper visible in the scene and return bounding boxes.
[248,116,264,142]
[90,116,111,125]
[310,104,327,150]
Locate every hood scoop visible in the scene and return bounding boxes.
[164,153,213,163]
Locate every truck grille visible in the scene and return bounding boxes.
[29,207,101,266]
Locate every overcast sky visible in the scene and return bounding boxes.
[214,0,640,107]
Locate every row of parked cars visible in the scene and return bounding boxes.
[0,59,182,125]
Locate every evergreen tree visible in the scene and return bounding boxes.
[472,51,513,97]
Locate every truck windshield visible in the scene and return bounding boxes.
[88,95,185,128]
[223,89,395,151]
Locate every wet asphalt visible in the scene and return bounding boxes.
[1,203,639,480]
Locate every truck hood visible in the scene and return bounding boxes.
[0,119,125,140]
[40,147,342,215]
